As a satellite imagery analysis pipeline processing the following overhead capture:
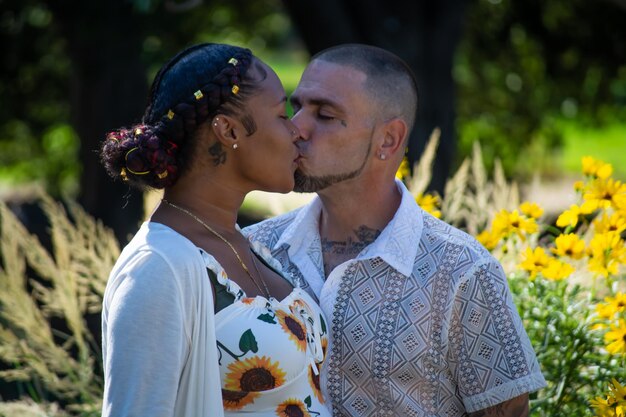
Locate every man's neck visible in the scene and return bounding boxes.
[317,180,402,276]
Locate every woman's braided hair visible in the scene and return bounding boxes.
[100,43,256,190]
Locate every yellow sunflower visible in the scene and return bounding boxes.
[276,398,312,417]
[541,259,574,281]
[519,247,552,279]
[519,202,544,219]
[308,365,324,404]
[476,230,501,250]
[276,309,308,352]
[594,212,626,234]
[582,156,613,179]
[395,156,411,180]
[604,319,626,355]
[589,395,614,417]
[221,388,259,411]
[551,233,585,260]
[556,205,582,228]
[582,178,626,213]
[492,209,537,239]
[588,232,626,277]
[416,193,442,218]
[224,355,286,392]
[610,378,626,404]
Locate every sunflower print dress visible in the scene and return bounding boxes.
[203,244,330,417]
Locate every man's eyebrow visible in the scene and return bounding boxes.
[290,96,345,112]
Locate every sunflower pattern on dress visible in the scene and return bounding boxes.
[201,245,330,417]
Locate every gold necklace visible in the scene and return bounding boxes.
[161,199,271,298]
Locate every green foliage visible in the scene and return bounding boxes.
[509,278,615,416]
[558,120,626,180]
[456,0,626,179]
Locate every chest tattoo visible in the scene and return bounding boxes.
[321,225,381,276]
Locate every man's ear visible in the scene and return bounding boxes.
[210,114,242,148]
[379,118,408,158]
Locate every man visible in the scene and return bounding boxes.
[244,44,546,416]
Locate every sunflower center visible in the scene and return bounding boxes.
[240,367,276,391]
[285,316,306,340]
[221,389,248,402]
[284,404,306,417]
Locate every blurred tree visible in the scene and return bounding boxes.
[281,0,468,194]
[456,0,626,178]
[0,0,296,242]
[1,0,625,239]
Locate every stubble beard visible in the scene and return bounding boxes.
[293,141,372,193]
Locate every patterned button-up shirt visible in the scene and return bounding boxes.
[243,180,546,416]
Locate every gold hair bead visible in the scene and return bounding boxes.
[167,110,175,120]
[231,85,240,95]
[134,128,143,136]
[157,170,168,179]
[194,90,204,100]
[228,58,238,66]
[120,168,128,181]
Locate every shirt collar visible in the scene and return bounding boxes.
[275,179,424,277]
[357,179,424,276]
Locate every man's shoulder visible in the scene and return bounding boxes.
[242,207,304,249]
[416,212,493,268]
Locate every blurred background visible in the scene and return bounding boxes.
[1,0,625,242]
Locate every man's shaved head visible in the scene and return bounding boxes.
[311,44,418,135]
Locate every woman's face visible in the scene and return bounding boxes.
[233,61,300,193]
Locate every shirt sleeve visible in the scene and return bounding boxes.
[102,249,189,417]
[447,256,546,412]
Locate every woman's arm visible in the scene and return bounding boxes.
[102,251,189,417]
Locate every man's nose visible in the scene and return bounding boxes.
[291,110,310,141]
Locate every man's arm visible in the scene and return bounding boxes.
[468,394,529,417]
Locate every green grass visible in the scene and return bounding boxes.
[558,120,626,180]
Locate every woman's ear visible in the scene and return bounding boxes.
[211,114,241,149]
[379,117,408,159]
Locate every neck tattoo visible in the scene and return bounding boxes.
[321,225,381,276]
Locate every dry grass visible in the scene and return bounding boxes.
[0,193,119,415]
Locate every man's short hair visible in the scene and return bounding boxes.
[312,44,418,134]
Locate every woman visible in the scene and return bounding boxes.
[100,43,329,417]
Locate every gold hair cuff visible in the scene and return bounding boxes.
[134,128,143,136]
[228,58,238,66]
[120,167,128,181]
[125,147,150,175]
[194,90,204,100]
[167,110,175,120]
[157,170,168,179]
[231,85,240,95]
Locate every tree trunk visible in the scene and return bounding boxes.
[282,0,467,194]
[49,1,147,243]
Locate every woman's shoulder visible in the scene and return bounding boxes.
[109,222,208,290]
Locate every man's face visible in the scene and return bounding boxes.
[290,60,377,193]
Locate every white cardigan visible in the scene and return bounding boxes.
[102,222,224,417]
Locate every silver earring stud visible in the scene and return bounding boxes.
[380,154,386,160]
[232,143,238,150]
